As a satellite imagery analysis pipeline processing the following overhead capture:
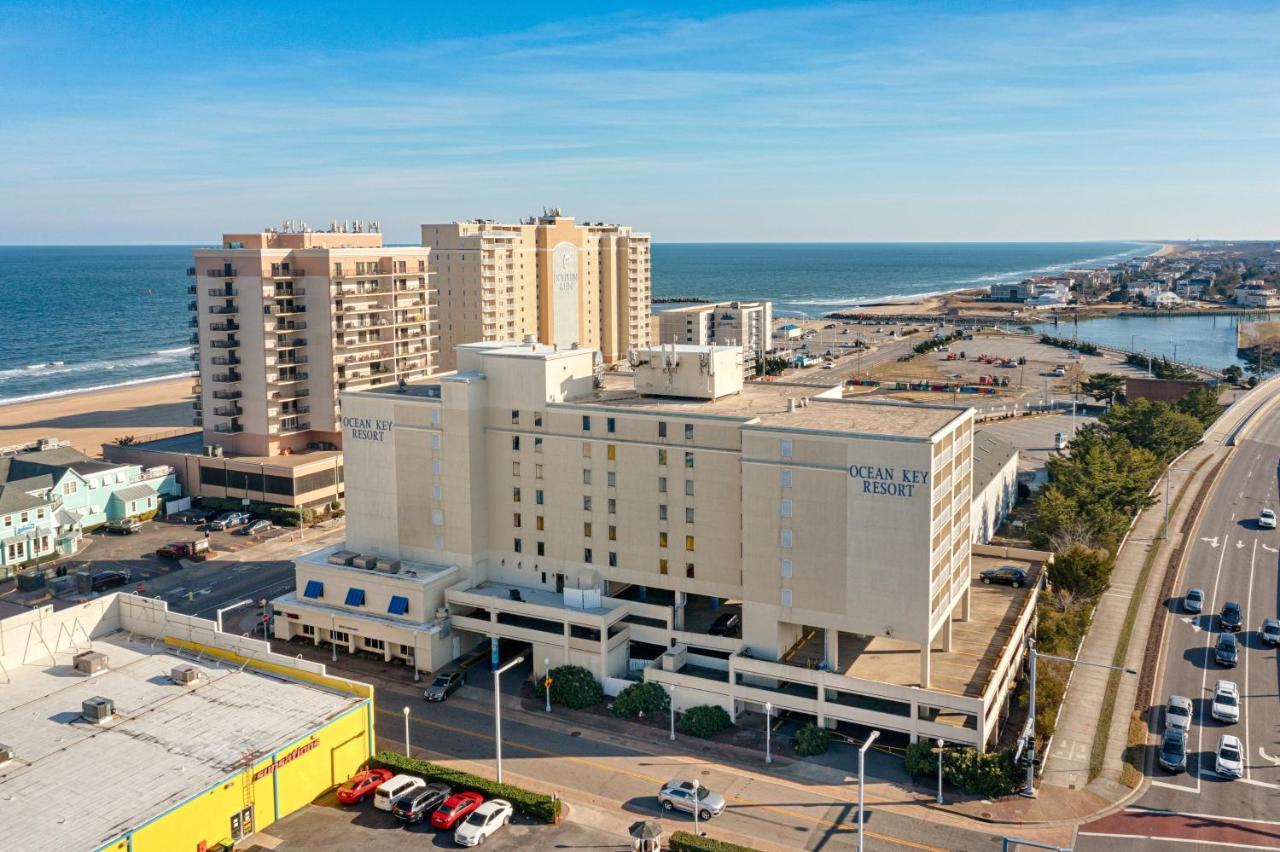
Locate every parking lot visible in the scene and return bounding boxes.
[253,798,627,851]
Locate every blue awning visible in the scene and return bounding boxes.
[303,580,324,599]
[345,588,366,607]
[388,595,409,615]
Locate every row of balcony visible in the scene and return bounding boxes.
[212,405,243,418]
[208,288,237,297]
[209,305,239,315]
[269,320,307,331]
[269,287,305,298]
[209,338,239,349]
[264,304,305,315]
[210,320,239,332]
[211,355,239,366]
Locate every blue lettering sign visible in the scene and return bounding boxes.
[342,416,393,442]
[848,464,928,498]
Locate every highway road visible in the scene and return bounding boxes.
[1078,410,1280,850]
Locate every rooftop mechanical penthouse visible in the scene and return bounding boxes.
[273,340,1040,749]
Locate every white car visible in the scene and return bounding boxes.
[1216,734,1243,778]
[1211,680,1240,723]
[1260,509,1277,529]
[1165,695,1193,732]
[454,798,513,847]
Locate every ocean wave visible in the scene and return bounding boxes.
[948,244,1158,287]
[149,346,194,356]
[0,372,194,407]
[0,348,192,383]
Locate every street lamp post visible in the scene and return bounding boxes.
[936,738,944,804]
[857,730,880,852]
[402,705,411,756]
[215,598,253,634]
[330,612,337,662]
[764,702,773,764]
[493,655,525,783]
[544,658,551,713]
[667,685,676,741]
[412,630,421,683]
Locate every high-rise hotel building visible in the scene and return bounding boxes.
[422,212,651,370]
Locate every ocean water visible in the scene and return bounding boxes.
[0,241,1168,404]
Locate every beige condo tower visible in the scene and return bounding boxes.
[422,210,651,370]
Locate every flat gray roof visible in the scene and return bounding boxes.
[0,633,361,852]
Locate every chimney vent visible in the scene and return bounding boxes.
[73,650,108,676]
[81,696,115,724]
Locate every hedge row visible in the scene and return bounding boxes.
[903,740,1021,799]
[371,750,562,823]
[669,830,761,852]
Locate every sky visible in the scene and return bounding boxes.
[1,1,1277,244]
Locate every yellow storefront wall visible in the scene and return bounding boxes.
[100,701,372,852]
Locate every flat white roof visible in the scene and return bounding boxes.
[0,633,361,852]
[296,543,457,586]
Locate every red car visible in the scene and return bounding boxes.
[156,542,192,559]
[336,768,393,805]
[430,791,485,829]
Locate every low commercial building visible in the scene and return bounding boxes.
[0,440,180,574]
[275,339,1040,749]
[657,301,773,370]
[970,431,1019,544]
[0,593,373,852]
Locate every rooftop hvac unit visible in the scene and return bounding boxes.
[327,550,358,566]
[73,650,108,676]
[81,696,114,723]
[351,555,378,570]
[170,664,201,685]
[373,559,401,575]
[0,743,14,765]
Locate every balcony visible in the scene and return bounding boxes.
[270,387,310,401]
[209,305,239,315]
[209,320,239,332]
[213,405,243,417]
[273,372,309,383]
[211,372,242,383]
[276,354,308,365]
[271,287,306,298]
[188,301,198,312]
[205,268,237,278]
[273,337,307,349]
[265,304,306,315]
[213,423,244,434]
[269,320,307,332]
[212,389,242,400]
[269,267,305,278]
[208,288,238,298]
[192,398,202,410]
[188,317,198,328]
[211,355,240,366]
[209,338,240,349]
[338,284,384,296]
[189,351,201,362]
[186,284,197,295]
[275,419,310,434]
[188,333,199,345]
[273,404,311,417]
[192,416,203,427]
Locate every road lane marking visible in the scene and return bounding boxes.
[1126,805,1280,826]
[1261,748,1280,766]
[1239,777,1280,790]
[1148,779,1197,793]
[1079,832,1280,850]
[1245,538,1256,779]
[1194,532,1230,791]
[379,706,945,852]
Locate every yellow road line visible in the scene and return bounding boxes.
[377,706,945,851]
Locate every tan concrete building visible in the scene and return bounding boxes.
[422,212,651,370]
[657,301,773,371]
[273,340,1040,748]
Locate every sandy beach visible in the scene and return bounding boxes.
[0,377,195,457]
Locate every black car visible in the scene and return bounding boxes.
[1158,728,1187,773]
[979,566,1028,588]
[708,611,742,637]
[1220,601,1242,633]
[104,518,142,535]
[391,782,451,824]
[90,569,131,593]
[1215,632,1239,667]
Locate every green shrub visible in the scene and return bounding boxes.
[371,750,561,823]
[610,681,669,718]
[679,704,731,738]
[533,665,603,710]
[669,831,761,852]
[793,723,830,756]
[904,742,1020,798]
[270,507,303,527]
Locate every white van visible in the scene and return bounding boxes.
[373,774,426,811]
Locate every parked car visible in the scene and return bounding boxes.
[156,542,193,559]
[90,569,131,592]
[1211,680,1240,723]
[236,519,272,536]
[430,791,485,830]
[1220,601,1243,632]
[372,774,425,812]
[979,566,1028,588]
[1261,617,1280,646]
[1215,632,1239,667]
[658,779,726,820]
[336,768,392,805]
[1183,588,1204,614]
[454,799,513,847]
[708,611,742,637]
[1158,728,1187,773]
[424,671,465,702]
[1165,695,1193,732]
[206,511,249,531]
[391,781,451,824]
[1260,508,1277,529]
[105,518,142,535]
[1215,734,1244,778]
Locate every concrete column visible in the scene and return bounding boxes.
[673,591,686,631]
[959,585,971,622]
[919,641,931,689]
[824,628,839,670]
[940,616,952,653]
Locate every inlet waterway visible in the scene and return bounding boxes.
[1034,313,1250,372]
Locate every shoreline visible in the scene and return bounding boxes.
[0,370,194,409]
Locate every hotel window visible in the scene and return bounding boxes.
[535,437,543,452]
[513,487,521,502]
[584,548,593,563]
[781,559,793,578]
[432,459,442,475]
[583,469,592,485]
[781,589,793,607]
[514,538,522,553]
[608,525,617,541]
[534,412,543,427]
[302,624,316,637]
[432,510,444,526]
[583,496,593,511]
[512,436,520,451]
[431,409,441,426]
[685,507,694,524]
[659,532,668,548]
[536,464,544,479]
[659,559,669,575]
[685,452,694,469]
[608,498,616,514]
[781,438,793,459]
[657,449,667,466]
[607,417,616,433]
[781,469,793,488]
[514,513,522,528]
[512,461,520,476]
[432,433,442,449]
[607,471,616,487]
[433,483,442,500]
[536,489,544,505]
[609,551,618,567]
[583,443,592,458]
[433,535,444,550]
[658,477,667,493]
[20,512,27,523]
[781,499,793,518]
[686,563,695,578]
[781,529,793,549]
[607,444,616,460]
[583,522,592,537]
[537,541,545,556]
[685,535,695,552]
[684,423,694,440]
[685,480,694,496]
[582,415,592,432]
[511,409,520,424]
[658,422,667,438]
[536,516,544,531]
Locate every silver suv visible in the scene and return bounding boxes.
[658,779,725,820]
